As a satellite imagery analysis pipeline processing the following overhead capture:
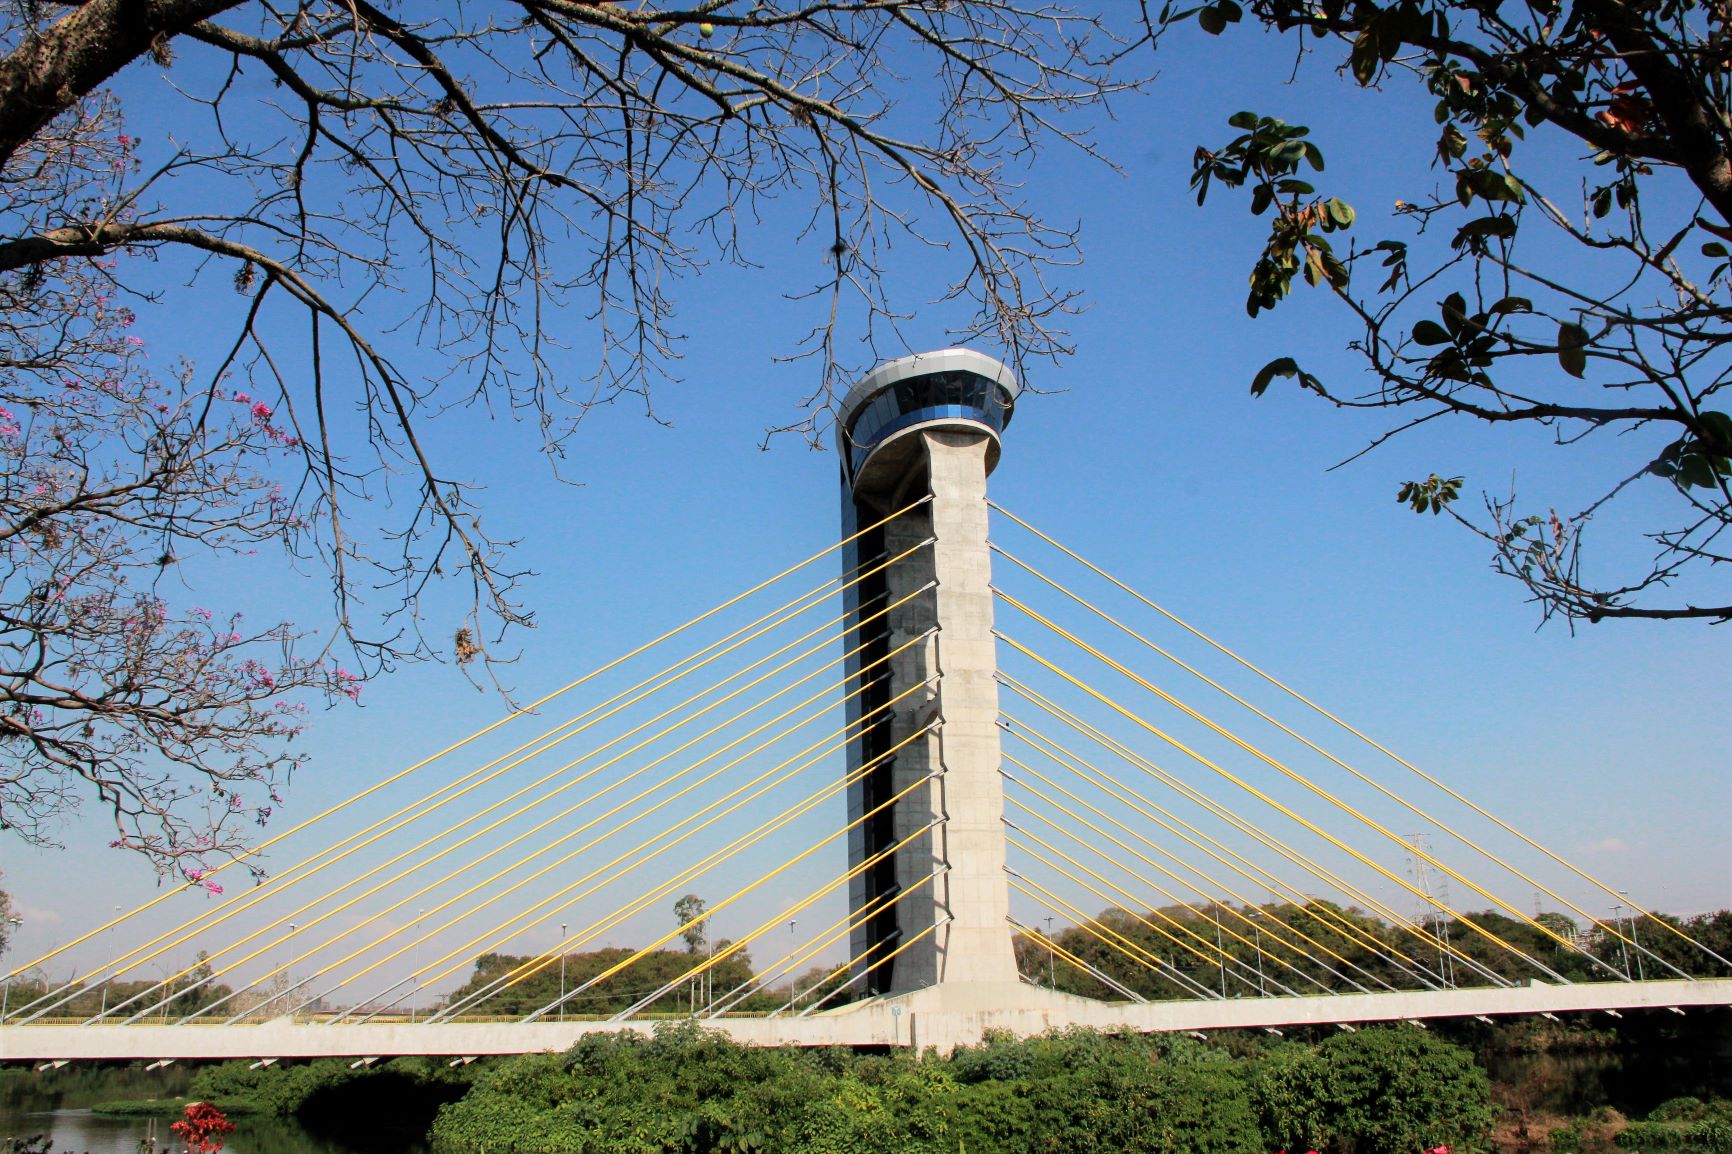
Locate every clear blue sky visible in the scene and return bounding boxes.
[3,15,1726,1003]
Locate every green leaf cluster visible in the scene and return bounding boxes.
[1170,0,1732,622]
[1648,413,1732,492]
[1189,112,1351,317]
[1397,474,1464,516]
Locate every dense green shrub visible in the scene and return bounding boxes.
[1646,1099,1709,1124]
[1616,1119,1732,1153]
[947,1029,1260,1154]
[1617,1099,1732,1154]
[433,1026,841,1154]
[1252,1026,1493,1154]
[433,1026,1266,1154]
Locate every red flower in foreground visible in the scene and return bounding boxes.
[171,1102,236,1154]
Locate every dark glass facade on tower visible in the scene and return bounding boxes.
[841,368,1015,493]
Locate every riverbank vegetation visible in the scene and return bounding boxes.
[90,1098,257,1118]
[1551,1099,1732,1154]
[4,1014,1728,1154]
[187,1056,476,1143]
[428,1025,1493,1154]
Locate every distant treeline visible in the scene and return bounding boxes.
[1013,902,1732,1004]
[433,903,1731,1020]
[438,944,852,1019]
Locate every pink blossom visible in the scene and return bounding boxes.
[250,401,273,422]
[203,881,224,895]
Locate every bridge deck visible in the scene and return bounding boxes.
[4,979,1729,1060]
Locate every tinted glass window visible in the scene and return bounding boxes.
[846,370,1009,447]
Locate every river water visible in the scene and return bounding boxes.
[0,1068,417,1154]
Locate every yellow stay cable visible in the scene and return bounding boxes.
[90,575,932,1025]
[1007,874,1205,993]
[1007,823,1249,981]
[796,916,953,1019]
[1004,710,1420,991]
[783,939,896,1018]
[994,550,1645,962]
[332,682,940,1021]
[162,594,934,1018]
[709,869,942,1018]
[1006,783,1279,976]
[8,496,933,984]
[1003,756,1343,994]
[752,880,949,1018]
[998,593,1585,967]
[341,706,908,1023]
[997,673,1499,984]
[424,717,944,1019]
[996,630,1565,982]
[184,642,918,1023]
[602,815,944,1021]
[989,501,1701,959]
[39,541,933,1023]
[1011,919,1133,999]
[707,870,928,1017]
[216,639,933,1021]
[469,739,943,1018]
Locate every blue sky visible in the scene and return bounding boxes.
[3,13,1726,1003]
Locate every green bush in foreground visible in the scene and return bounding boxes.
[1253,1027,1494,1154]
[431,1024,1490,1154]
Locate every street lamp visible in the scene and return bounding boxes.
[1214,908,1228,999]
[1621,891,1645,980]
[1,915,21,1022]
[1253,924,1267,997]
[559,924,567,1023]
[99,905,121,1018]
[1043,916,1056,988]
[1610,904,1633,978]
[411,910,425,1023]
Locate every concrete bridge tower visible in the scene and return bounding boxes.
[836,348,1024,999]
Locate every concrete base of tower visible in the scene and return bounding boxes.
[874,981,1108,1018]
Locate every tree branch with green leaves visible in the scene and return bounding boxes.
[1175,0,1732,623]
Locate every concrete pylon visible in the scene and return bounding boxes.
[835,351,1090,1018]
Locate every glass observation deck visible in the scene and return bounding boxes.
[836,350,1019,494]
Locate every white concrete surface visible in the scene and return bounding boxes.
[5,980,1729,1061]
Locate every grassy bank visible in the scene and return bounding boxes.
[90,1098,258,1118]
